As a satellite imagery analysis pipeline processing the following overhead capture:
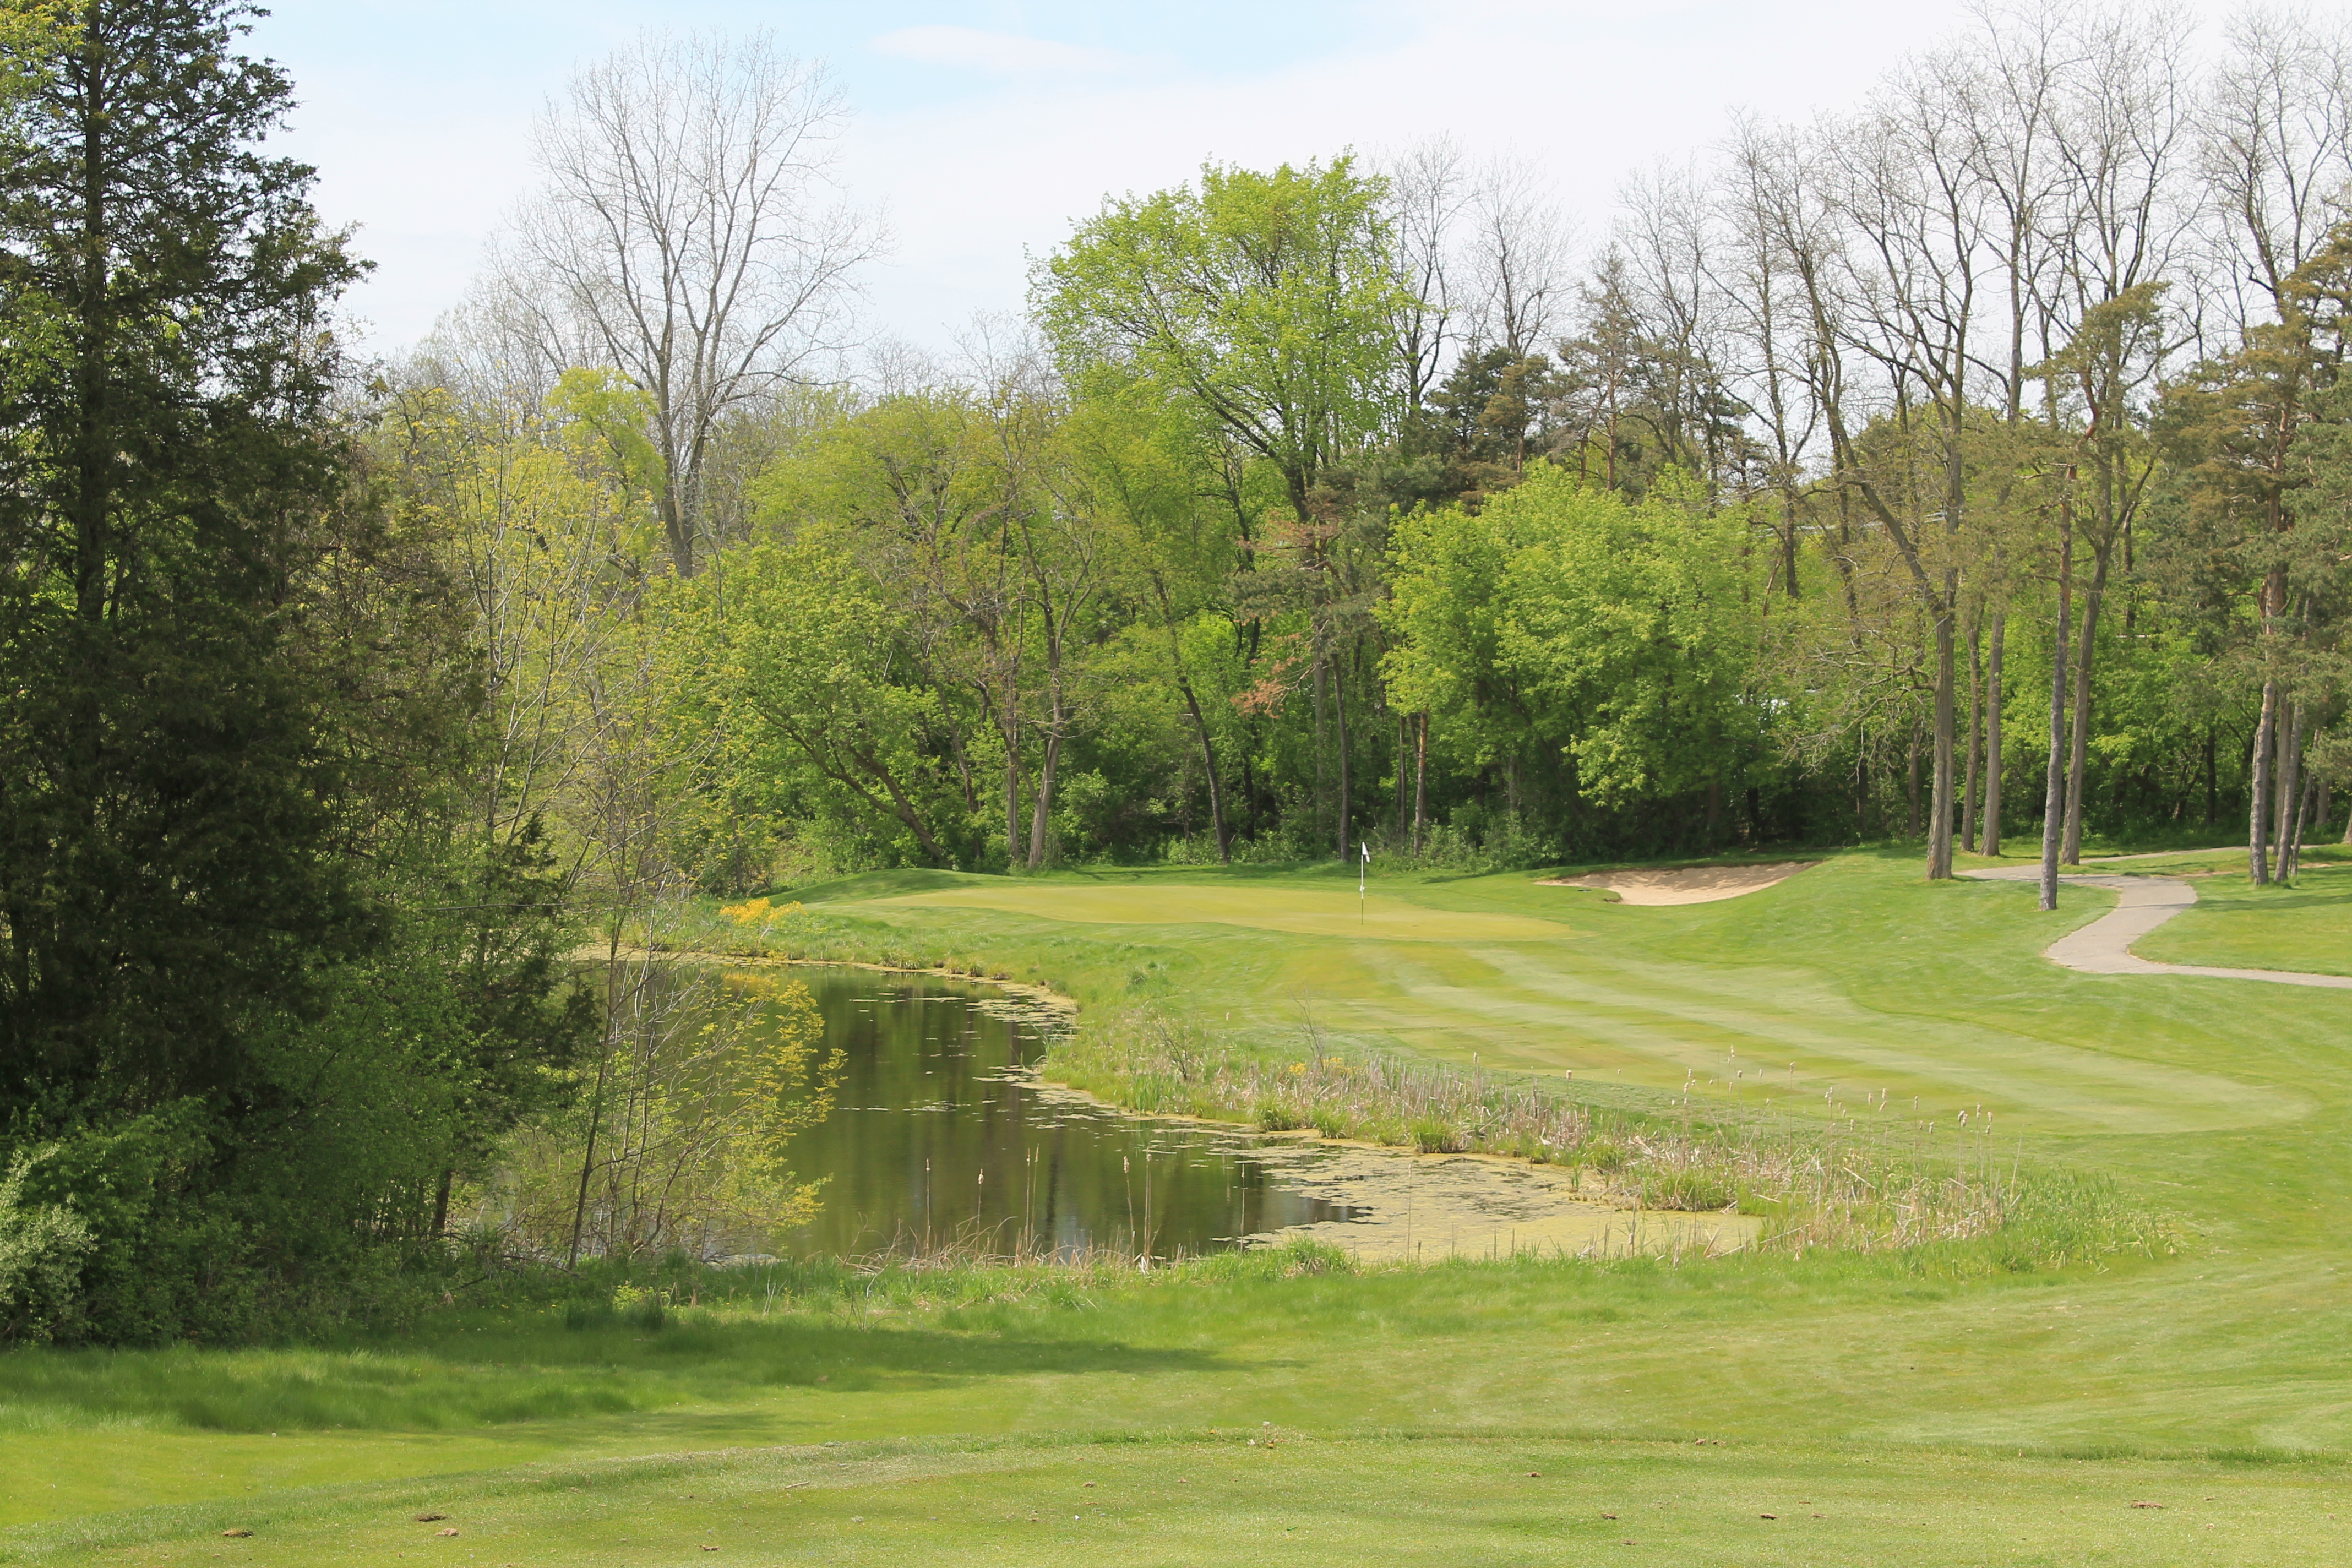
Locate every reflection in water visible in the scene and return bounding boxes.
[761,967,1358,1257]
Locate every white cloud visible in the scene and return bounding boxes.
[868,26,1152,78]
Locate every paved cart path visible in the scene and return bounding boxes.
[1963,864,2352,989]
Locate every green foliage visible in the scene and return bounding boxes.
[0,1145,91,1342]
[1035,155,1406,518]
[0,3,591,1342]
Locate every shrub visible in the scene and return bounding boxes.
[0,1147,94,1343]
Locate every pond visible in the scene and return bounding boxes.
[744,964,1759,1264]
[767,966,1359,1259]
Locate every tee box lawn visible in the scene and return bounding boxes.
[8,846,2352,1566]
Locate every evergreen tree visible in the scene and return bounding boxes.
[0,0,377,1335]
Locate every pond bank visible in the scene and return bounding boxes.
[628,941,1744,1261]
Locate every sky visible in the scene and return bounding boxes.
[245,0,2254,357]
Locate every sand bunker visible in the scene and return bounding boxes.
[1538,860,1818,906]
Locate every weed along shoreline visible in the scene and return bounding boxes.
[623,937,1760,1262]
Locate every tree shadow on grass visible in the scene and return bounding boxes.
[0,1317,1227,1435]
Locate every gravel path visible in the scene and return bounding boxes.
[1962,863,2352,989]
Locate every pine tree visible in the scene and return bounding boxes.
[0,3,363,1164]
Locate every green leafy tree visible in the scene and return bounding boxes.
[1035,156,1406,531]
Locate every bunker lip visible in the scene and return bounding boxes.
[1538,861,1820,906]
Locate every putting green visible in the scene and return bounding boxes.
[876,881,1577,942]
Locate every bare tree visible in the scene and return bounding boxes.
[2198,8,2352,329]
[1620,158,1738,488]
[1385,135,1470,409]
[507,31,881,577]
[1463,153,1574,358]
[1716,117,1833,595]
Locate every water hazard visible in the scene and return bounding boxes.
[765,966,1360,1257]
[738,964,1758,1264]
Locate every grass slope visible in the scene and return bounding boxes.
[13,846,2352,1564]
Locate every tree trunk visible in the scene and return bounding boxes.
[2275,701,2304,883]
[1413,711,1429,856]
[1981,612,2005,856]
[1312,654,1329,846]
[2284,770,2316,883]
[2205,723,2218,830]
[2060,546,2113,866]
[568,940,624,1268]
[2040,513,2073,912]
[1927,589,1957,878]
[432,1168,455,1239]
[1392,714,1408,839]
[1332,652,1351,859]
[1003,712,1024,869]
[1177,677,1230,864]
[2248,680,2277,885]
[1907,722,1923,839]
[1962,614,1982,855]
[1026,730,1061,869]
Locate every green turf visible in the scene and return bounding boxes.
[14,846,2352,1564]
[2133,849,2352,976]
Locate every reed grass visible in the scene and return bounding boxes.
[1044,1003,2163,1268]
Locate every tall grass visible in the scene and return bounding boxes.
[1047,1004,2165,1267]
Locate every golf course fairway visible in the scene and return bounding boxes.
[9,845,2352,1566]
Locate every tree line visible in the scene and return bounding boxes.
[415,5,2352,900]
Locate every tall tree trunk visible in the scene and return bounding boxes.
[1981,612,2005,856]
[2275,701,2304,883]
[1153,575,1227,863]
[2206,723,2218,830]
[1854,733,1870,839]
[1413,711,1429,856]
[1177,677,1230,864]
[1026,730,1061,869]
[2060,546,2113,865]
[1907,722,1923,839]
[1312,654,1329,846]
[1332,652,1351,858]
[1928,590,1958,879]
[1003,711,1024,869]
[2040,511,2074,912]
[569,938,625,1268]
[2249,563,2285,885]
[1393,715,1408,839]
[2247,682,2277,885]
[2284,768,2316,883]
[1962,614,1982,855]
